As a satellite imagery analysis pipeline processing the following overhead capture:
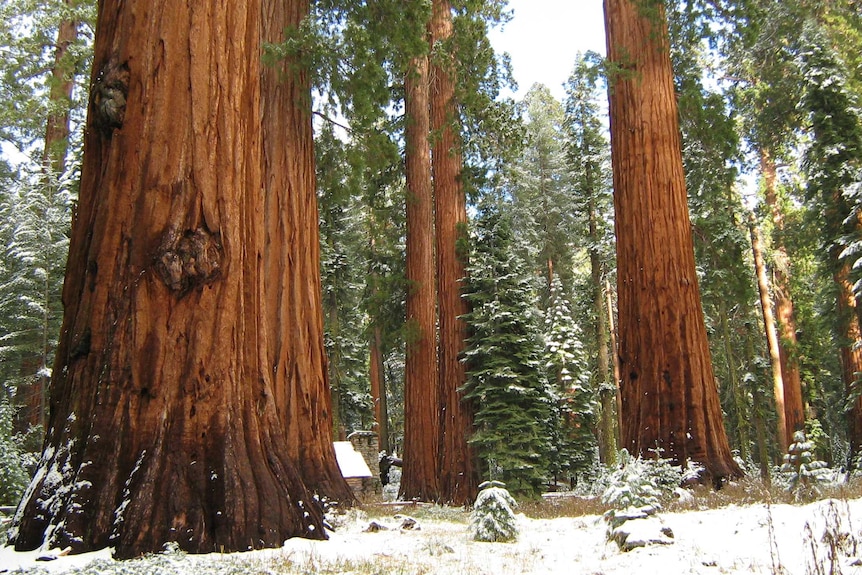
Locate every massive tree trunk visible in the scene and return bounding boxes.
[400,54,440,502]
[261,0,353,503]
[761,150,806,443]
[8,0,350,559]
[430,0,477,506]
[750,217,789,456]
[604,0,741,480]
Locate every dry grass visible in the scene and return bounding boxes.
[345,474,862,525]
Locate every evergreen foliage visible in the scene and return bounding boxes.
[562,52,617,467]
[799,20,862,285]
[0,0,95,152]
[543,274,596,484]
[601,449,683,512]
[461,202,553,497]
[780,430,831,501]
[317,122,376,434]
[0,394,32,505]
[469,480,519,543]
[505,83,574,295]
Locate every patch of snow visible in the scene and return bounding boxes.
[3,497,862,574]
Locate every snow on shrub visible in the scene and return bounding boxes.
[601,449,683,512]
[469,480,519,543]
[781,430,831,502]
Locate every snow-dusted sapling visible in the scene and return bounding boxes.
[601,449,682,514]
[781,430,831,501]
[470,480,519,543]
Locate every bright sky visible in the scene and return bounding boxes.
[488,0,607,102]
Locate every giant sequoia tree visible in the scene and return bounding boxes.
[401,51,441,502]
[604,0,742,480]
[8,0,351,558]
[430,0,478,506]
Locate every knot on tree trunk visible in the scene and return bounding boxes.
[92,58,129,136]
[155,227,222,294]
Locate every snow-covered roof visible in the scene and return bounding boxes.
[333,441,372,478]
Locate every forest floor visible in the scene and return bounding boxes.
[3,480,862,574]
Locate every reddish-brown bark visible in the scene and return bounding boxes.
[9,0,350,558]
[42,0,79,174]
[750,218,790,456]
[430,0,477,505]
[400,54,441,502]
[604,0,742,480]
[260,0,354,501]
[761,151,806,444]
[834,259,862,460]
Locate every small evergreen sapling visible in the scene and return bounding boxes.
[0,396,31,506]
[469,480,519,543]
[781,430,831,501]
[601,449,682,514]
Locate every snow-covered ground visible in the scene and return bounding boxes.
[3,497,862,574]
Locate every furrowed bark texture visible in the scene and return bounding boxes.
[430,0,477,505]
[400,55,440,502]
[9,0,349,559]
[604,0,741,480]
[261,0,353,502]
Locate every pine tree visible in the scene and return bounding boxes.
[781,430,830,501]
[563,51,617,466]
[799,20,862,463]
[507,83,574,294]
[469,480,519,543]
[0,166,73,436]
[317,122,375,437]
[544,274,597,484]
[461,202,552,497]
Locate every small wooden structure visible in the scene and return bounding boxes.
[333,430,382,496]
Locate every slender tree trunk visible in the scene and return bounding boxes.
[761,150,806,441]
[369,323,390,453]
[430,0,477,505]
[327,294,345,440]
[750,217,789,456]
[833,260,862,462]
[604,0,741,480]
[42,0,79,174]
[606,278,622,437]
[743,328,772,484]
[400,54,440,502]
[590,203,616,465]
[9,0,350,558]
[718,299,749,462]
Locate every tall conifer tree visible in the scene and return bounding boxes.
[604,0,742,480]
